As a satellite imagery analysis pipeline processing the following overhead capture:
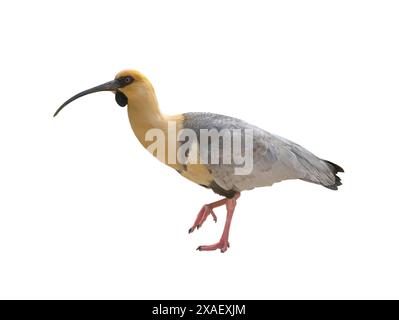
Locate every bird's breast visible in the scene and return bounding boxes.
[127,108,214,187]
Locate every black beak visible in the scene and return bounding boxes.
[53,79,123,117]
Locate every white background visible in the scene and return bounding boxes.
[1,0,398,299]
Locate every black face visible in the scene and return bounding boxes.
[117,75,134,88]
[115,76,134,107]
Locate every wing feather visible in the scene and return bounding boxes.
[183,112,341,192]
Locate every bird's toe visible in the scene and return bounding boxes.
[196,240,230,253]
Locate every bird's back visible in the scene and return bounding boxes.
[182,112,343,195]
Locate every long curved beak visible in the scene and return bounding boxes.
[53,79,122,117]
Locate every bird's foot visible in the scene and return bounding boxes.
[188,204,217,233]
[191,193,239,253]
[197,240,230,253]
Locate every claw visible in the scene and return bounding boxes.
[188,204,219,234]
[196,240,230,253]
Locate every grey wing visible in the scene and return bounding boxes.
[183,112,343,193]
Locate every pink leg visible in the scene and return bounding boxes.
[188,198,227,233]
[197,192,240,253]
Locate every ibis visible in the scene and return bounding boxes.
[54,70,344,253]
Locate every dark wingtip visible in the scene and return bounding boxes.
[324,160,344,173]
[325,185,338,191]
[323,159,344,190]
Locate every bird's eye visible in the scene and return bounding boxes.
[118,76,134,88]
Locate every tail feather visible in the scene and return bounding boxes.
[323,160,344,190]
[324,160,344,173]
